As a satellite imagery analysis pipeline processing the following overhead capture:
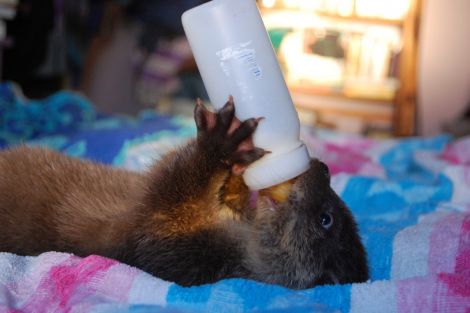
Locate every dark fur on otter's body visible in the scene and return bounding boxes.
[0,99,368,289]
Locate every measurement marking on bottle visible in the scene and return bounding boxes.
[217,41,263,80]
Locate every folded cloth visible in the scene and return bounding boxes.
[0,82,96,146]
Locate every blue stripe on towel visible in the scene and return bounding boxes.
[167,279,352,313]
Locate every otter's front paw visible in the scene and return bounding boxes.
[194,97,268,175]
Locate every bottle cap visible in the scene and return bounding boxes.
[243,144,310,190]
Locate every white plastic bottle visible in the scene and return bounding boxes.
[182,0,310,190]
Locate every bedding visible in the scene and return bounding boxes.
[0,85,469,312]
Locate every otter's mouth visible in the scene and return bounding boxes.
[249,179,297,210]
[249,191,279,210]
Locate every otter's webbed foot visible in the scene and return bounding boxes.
[194,97,269,175]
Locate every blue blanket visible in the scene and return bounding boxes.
[0,84,469,312]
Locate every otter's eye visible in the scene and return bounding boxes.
[320,212,333,229]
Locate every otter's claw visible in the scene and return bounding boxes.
[194,97,267,175]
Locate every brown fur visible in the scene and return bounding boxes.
[0,99,368,289]
[0,146,144,256]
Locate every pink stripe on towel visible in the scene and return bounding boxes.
[18,255,124,313]
[397,276,436,313]
[455,216,470,274]
[396,213,470,312]
[439,215,470,303]
[50,255,117,309]
[428,213,464,275]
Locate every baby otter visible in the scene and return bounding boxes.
[0,98,368,289]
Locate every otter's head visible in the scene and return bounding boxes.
[237,159,368,289]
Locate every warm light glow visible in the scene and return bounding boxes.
[356,0,410,19]
[337,0,354,17]
[282,0,300,9]
[279,30,344,85]
[298,0,321,10]
[271,0,411,19]
[260,0,407,96]
[262,0,276,9]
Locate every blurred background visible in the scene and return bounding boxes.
[1,0,469,137]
